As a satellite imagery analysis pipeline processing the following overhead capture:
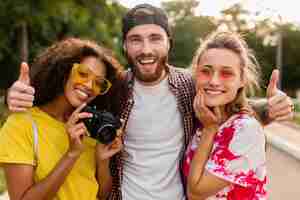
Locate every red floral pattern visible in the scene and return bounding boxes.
[183,114,267,200]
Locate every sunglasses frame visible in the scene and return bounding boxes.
[72,63,112,95]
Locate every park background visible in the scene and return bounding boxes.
[0,0,300,198]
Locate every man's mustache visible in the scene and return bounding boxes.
[136,53,158,60]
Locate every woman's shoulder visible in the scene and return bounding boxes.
[219,113,264,142]
[5,110,32,124]
[0,109,38,166]
[223,113,264,147]
[2,107,42,131]
[225,113,262,130]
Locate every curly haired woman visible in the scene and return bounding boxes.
[0,38,124,200]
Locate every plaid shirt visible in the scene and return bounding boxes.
[109,66,197,200]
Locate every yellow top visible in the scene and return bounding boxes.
[0,107,99,200]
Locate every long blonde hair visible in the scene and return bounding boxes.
[192,31,261,116]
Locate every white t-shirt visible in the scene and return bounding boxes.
[122,77,185,200]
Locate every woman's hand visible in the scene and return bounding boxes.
[65,103,92,157]
[188,90,229,199]
[96,121,124,161]
[193,89,222,131]
[95,122,125,199]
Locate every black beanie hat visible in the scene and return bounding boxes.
[122,4,172,43]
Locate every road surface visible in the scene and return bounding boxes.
[267,144,300,200]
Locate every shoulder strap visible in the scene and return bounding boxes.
[26,112,39,165]
[31,119,39,164]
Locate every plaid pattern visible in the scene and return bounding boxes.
[109,66,197,200]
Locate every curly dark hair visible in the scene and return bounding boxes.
[31,37,124,113]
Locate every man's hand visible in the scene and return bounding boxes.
[7,62,35,112]
[266,69,294,121]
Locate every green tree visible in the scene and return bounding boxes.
[219,3,250,32]
[0,0,126,89]
[162,0,216,67]
[279,24,300,92]
[246,19,300,94]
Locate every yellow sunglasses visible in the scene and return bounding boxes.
[71,63,112,95]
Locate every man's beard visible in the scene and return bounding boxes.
[126,53,168,83]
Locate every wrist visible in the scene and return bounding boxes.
[203,125,218,131]
[95,144,109,161]
[202,126,218,135]
[96,153,111,164]
[97,157,110,165]
[66,150,82,159]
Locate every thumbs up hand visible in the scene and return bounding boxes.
[18,62,31,85]
[266,69,294,122]
[7,62,35,112]
[267,69,281,98]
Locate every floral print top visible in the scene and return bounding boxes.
[183,114,267,200]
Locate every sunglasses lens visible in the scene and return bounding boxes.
[95,79,112,95]
[72,63,112,95]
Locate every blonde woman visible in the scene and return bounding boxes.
[183,31,267,200]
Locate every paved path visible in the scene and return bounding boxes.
[0,192,7,200]
[265,122,300,160]
[267,145,300,200]
[265,122,300,199]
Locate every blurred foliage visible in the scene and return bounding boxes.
[0,0,127,89]
[294,114,300,126]
[219,3,250,32]
[0,0,300,94]
[162,0,300,95]
[163,0,216,67]
[0,168,5,194]
[280,25,300,91]
[0,98,7,127]
[294,99,300,113]
[292,98,300,125]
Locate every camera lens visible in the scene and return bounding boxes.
[96,124,117,144]
[81,105,120,144]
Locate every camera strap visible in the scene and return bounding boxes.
[26,112,39,166]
